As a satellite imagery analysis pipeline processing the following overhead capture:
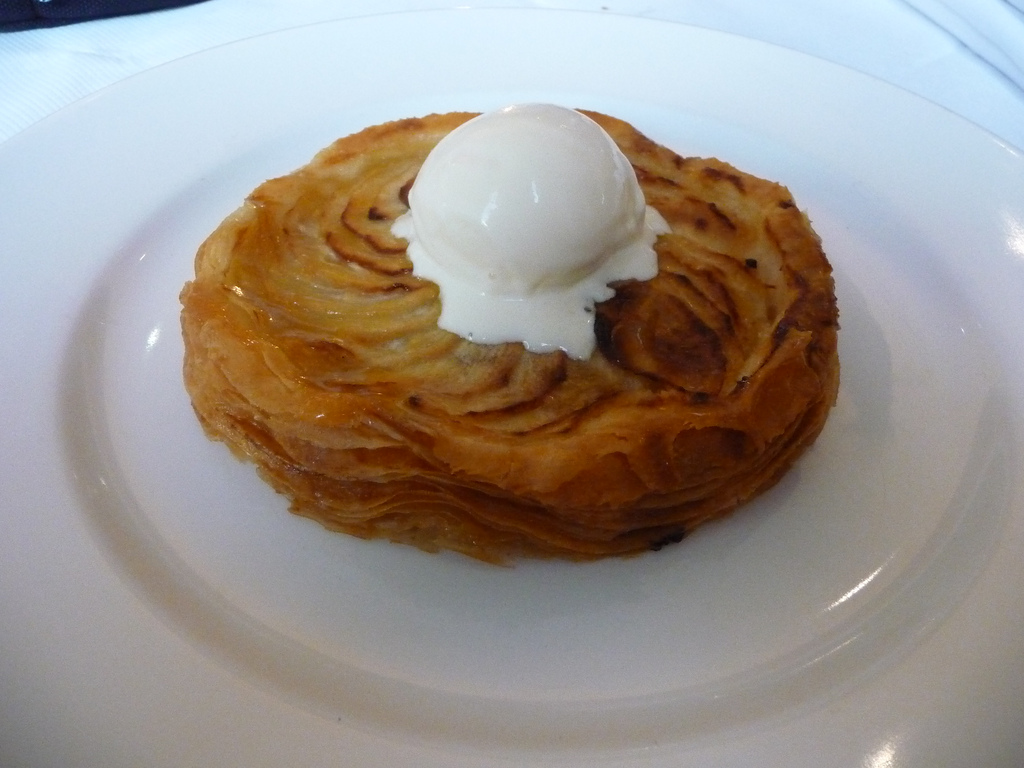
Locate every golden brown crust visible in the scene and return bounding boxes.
[180,110,839,563]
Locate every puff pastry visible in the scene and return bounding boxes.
[180,111,839,563]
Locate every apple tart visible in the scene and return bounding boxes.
[179,110,839,563]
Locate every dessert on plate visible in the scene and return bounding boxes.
[180,104,839,563]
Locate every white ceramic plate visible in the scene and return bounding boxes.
[2,9,1024,767]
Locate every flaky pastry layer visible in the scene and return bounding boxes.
[180,111,839,562]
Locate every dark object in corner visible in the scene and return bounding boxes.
[1,0,211,31]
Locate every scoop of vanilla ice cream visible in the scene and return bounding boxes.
[391,104,668,359]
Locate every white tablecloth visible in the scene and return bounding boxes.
[2,0,1024,152]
